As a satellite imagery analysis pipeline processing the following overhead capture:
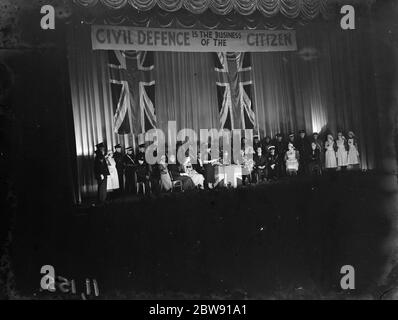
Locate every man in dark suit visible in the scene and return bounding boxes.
[296,130,311,175]
[113,144,124,193]
[254,147,267,183]
[123,147,136,193]
[135,152,151,194]
[94,142,110,204]
[274,133,285,178]
[308,142,322,175]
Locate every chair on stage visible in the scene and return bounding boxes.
[169,172,183,192]
[135,172,151,195]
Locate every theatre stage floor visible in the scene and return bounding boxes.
[9,171,398,299]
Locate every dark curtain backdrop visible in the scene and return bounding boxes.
[252,21,378,170]
[68,21,378,201]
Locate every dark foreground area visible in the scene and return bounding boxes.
[5,171,398,299]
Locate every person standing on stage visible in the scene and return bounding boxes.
[136,144,146,162]
[266,146,279,181]
[287,132,297,149]
[94,142,110,205]
[296,130,311,175]
[106,150,119,192]
[274,133,286,178]
[113,144,124,192]
[253,135,262,152]
[123,146,136,193]
[324,134,337,170]
[202,145,217,189]
[347,131,360,170]
[262,136,272,153]
[336,131,348,170]
[311,132,324,168]
[307,142,322,175]
[254,147,267,182]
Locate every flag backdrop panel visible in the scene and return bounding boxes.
[68,23,378,201]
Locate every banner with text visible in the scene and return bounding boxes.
[91,25,297,53]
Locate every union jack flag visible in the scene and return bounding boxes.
[214,52,256,130]
[108,50,156,135]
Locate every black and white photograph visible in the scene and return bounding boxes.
[1,0,398,307]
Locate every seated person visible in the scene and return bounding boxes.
[167,154,195,191]
[266,146,279,181]
[159,155,172,192]
[307,142,322,175]
[193,151,205,175]
[135,154,151,193]
[285,142,300,176]
[182,156,205,189]
[254,147,267,182]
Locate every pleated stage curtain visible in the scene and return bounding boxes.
[67,22,378,202]
[251,23,377,171]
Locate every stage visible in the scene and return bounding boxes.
[10,171,398,299]
[1,0,398,302]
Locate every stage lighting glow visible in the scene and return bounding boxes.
[311,107,327,134]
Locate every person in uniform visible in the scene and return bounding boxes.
[287,132,297,149]
[254,147,267,183]
[94,142,110,205]
[113,144,124,193]
[266,146,279,181]
[262,136,272,153]
[123,147,136,193]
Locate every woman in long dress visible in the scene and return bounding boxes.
[336,132,348,170]
[168,154,195,191]
[159,155,172,192]
[182,156,205,189]
[347,131,360,170]
[285,142,300,176]
[324,134,337,170]
[106,151,119,191]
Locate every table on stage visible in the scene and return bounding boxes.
[214,164,247,188]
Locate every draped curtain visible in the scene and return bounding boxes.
[73,0,331,19]
[68,20,378,202]
[252,22,378,170]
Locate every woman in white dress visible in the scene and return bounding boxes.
[182,156,205,189]
[106,151,119,191]
[159,155,172,192]
[324,134,337,170]
[285,142,300,176]
[347,131,360,169]
[336,132,348,170]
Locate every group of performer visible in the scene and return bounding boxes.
[93,130,361,204]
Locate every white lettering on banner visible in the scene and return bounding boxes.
[91,25,297,52]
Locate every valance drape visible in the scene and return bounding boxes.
[73,0,331,19]
[76,7,304,30]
